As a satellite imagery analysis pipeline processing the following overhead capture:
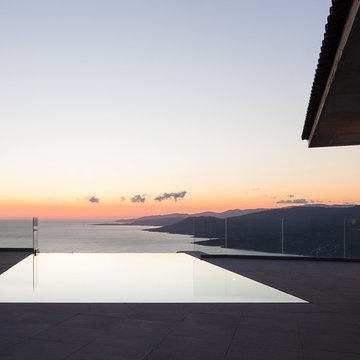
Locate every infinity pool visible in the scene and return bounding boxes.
[0,253,307,303]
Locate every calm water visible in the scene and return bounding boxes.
[0,219,281,255]
[39,220,196,253]
[0,253,306,303]
[38,220,274,255]
[0,219,33,248]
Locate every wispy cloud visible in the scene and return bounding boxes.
[154,191,187,202]
[88,196,99,203]
[131,194,146,203]
[287,194,294,198]
[276,198,309,204]
[120,196,125,202]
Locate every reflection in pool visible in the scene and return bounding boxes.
[0,253,307,303]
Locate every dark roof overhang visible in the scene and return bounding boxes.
[302,0,360,147]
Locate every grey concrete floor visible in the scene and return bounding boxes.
[0,252,359,359]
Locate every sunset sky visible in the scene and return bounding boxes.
[1,0,359,219]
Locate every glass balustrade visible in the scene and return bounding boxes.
[0,218,37,251]
[192,215,360,259]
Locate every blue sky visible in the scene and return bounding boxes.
[2,0,356,218]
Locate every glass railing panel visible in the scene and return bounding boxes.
[345,218,360,258]
[226,217,283,255]
[192,215,360,259]
[282,217,344,258]
[38,219,196,253]
[30,215,360,258]
[0,218,34,250]
[193,216,284,256]
[192,216,226,254]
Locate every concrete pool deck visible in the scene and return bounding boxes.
[0,251,359,359]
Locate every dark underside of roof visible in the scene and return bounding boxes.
[302,0,353,141]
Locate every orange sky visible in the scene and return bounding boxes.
[0,188,358,219]
[2,1,360,220]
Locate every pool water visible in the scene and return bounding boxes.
[0,253,307,303]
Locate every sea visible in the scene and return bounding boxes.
[39,220,196,253]
[0,219,276,256]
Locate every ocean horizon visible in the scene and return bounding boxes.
[38,219,195,253]
[0,219,278,256]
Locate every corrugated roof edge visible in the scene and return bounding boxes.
[301,0,353,140]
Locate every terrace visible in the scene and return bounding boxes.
[1,0,360,359]
[0,214,359,359]
[0,250,359,359]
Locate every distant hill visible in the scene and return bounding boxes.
[148,205,360,257]
[116,213,188,226]
[115,208,267,226]
[148,216,226,237]
[195,208,267,218]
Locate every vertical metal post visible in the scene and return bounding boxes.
[224,218,228,248]
[32,217,39,254]
[32,251,38,290]
[281,218,284,255]
[192,217,196,252]
[344,218,346,258]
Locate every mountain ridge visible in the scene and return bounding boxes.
[115,208,267,226]
[148,205,360,257]
[115,204,356,226]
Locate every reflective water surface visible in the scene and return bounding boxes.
[0,253,307,303]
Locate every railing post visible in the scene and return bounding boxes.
[32,217,39,254]
[224,218,228,248]
[281,218,284,254]
[344,218,346,258]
